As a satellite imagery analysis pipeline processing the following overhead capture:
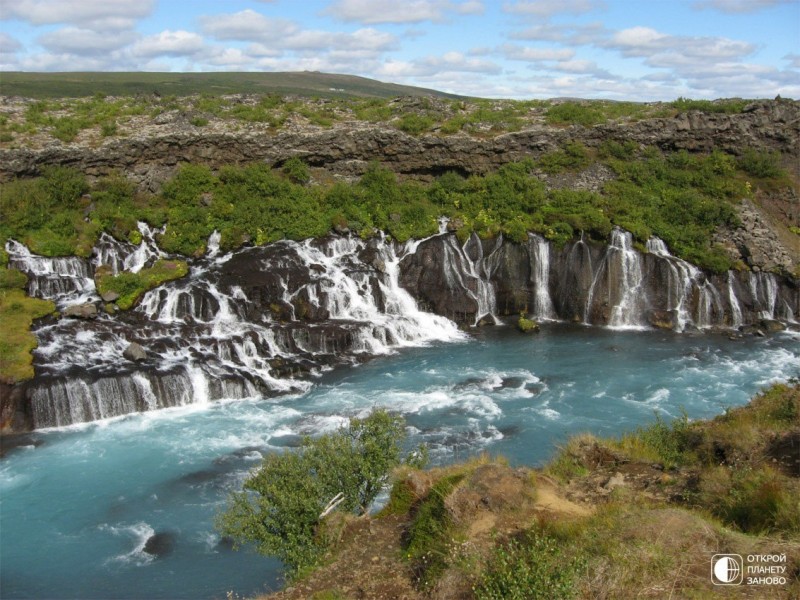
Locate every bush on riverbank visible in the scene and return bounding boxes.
[264,383,800,600]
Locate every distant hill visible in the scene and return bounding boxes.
[0,71,465,99]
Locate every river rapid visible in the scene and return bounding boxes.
[2,324,798,599]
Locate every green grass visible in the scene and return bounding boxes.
[404,471,466,588]
[95,260,189,310]
[0,280,55,383]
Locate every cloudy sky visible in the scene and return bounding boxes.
[1,0,798,100]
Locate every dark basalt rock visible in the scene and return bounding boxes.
[143,531,176,558]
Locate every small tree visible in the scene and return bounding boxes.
[217,409,418,576]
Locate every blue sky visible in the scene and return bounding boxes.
[1,0,798,100]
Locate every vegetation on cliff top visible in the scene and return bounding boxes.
[260,383,800,600]
[1,145,784,273]
[0,88,767,148]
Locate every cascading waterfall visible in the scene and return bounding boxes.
[727,273,744,328]
[5,239,95,306]
[10,222,797,429]
[529,233,555,320]
[584,229,646,328]
[22,229,465,428]
[93,222,165,275]
[645,236,722,330]
[749,272,778,319]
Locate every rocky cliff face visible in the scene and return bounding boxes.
[2,100,798,186]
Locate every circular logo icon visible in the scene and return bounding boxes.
[712,554,743,585]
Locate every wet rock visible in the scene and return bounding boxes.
[123,342,147,362]
[143,531,176,558]
[63,303,98,319]
[100,290,120,303]
[760,319,786,333]
[647,309,678,330]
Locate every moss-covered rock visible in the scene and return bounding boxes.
[517,314,540,333]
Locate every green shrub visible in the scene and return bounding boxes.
[189,116,209,127]
[100,121,118,137]
[700,466,800,534]
[538,142,590,173]
[397,113,434,136]
[546,102,604,127]
[217,410,412,578]
[474,527,584,600]
[282,156,311,184]
[95,260,188,310]
[737,149,784,178]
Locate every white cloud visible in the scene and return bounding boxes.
[503,44,575,62]
[1,0,155,30]
[0,32,23,53]
[510,22,607,45]
[693,0,794,13]
[200,10,297,43]
[325,0,483,24]
[503,0,604,18]
[608,26,754,60]
[131,30,206,58]
[784,54,800,69]
[38,27,137,55]
[378,51,502,78]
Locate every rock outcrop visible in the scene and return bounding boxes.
[2,100,798,188]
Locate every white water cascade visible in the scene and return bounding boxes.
[93,222,166,275]
[727,273,744,328]
[584,229,646,328]
[645,236,722,330]
[439,234,500,326]
[749,271,778,319]
[289,236,465,352]
[528,234,555,320]
[5,239,96,306]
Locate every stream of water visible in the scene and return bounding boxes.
[2,324,798,599]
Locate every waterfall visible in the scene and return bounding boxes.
[25,232,467,428]
[727,273,744,328]
[749,272,777,319]
[5,239,96,306]
[645,236,723,330]
[439,234,499,326]
[207,230,221,258]
[528,234,555,320]
[92,223,165,275]
[584,229,646,328]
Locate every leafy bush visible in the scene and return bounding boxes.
[671,97,748,114]
[217,410,413,577]
[474,527,584,600]
[700,465,800,534]
[397,113,434,136]
[282,156,311,184]
[546,102,604,127]
[737,149,784,178]
[538,142,591,173]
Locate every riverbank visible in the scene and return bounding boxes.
[264,382,800,599]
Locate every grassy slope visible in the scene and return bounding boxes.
[0,71,464,99]
[266,383,800,600]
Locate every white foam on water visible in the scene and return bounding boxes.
[100,522,156,567]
